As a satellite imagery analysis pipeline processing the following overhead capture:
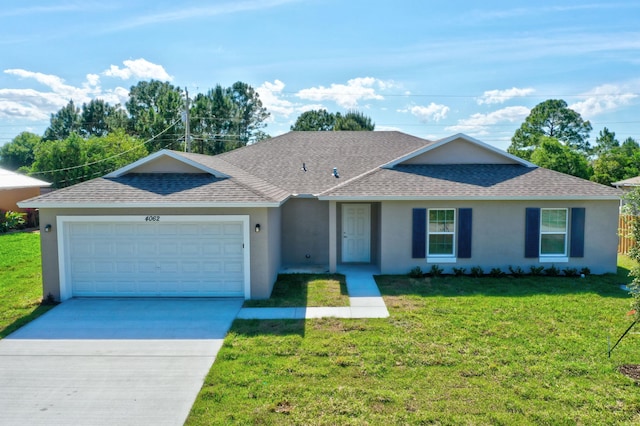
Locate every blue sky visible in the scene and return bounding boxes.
[1,0,640,150]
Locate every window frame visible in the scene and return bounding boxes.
[539,208,568,258]
[427,208,456,260]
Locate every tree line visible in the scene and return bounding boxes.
[507,99,640,186]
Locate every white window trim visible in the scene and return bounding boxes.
[539,208,568,259]
[427,208,456,259]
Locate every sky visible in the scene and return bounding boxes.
[1,0,640,151]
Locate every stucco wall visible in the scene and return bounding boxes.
[281,198,329,267]
[402,138,518,165]
[0,187,41,212]
[38,207,280,301]
[379,200,619,275]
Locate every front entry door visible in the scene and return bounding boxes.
[342,204,371,263]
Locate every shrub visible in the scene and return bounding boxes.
[580,267,591,276]
[508,265,525,278]
[489,267,506,278]
[563,267,579,277]
[470,266,484,278]
[529,265,545,276]
[452,267,466,277]
[429,264,444,277]
[0,210,26,233]
[408,266,423,279]
[545,264,560,277]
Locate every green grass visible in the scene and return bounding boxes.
[243,274,349,307]
[0,232,53,338]
[188,258,640,425]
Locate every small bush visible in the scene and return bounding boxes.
[545,264,560,277]
[452,267,466,277]
[529,265,545,276]
[563,267,579,277]
[580,267,591,276]
[429,264,444,277]
[470,266,484,278]
[408,266,423,278]
[489,267,506,278]
[0,210,26,233]
[508,265,525,278]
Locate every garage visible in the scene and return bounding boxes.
[57,215,250,299]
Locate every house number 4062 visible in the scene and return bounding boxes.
[145,215,160,222]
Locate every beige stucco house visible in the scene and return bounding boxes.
[0,167,50,213]
[19,132,621,301]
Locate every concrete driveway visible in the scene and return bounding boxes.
[0,298,243,426]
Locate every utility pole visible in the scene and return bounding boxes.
[184,87,191,152]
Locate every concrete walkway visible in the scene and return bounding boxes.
[0,298,243,426]
[237,265,389,319]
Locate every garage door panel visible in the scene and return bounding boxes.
[66,219,246,297]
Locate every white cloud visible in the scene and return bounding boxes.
[446,106,530,134]
[296,77,386,109]
[4,69,90,101]
[477,87,535,105]
[103,58,172,81]
[256,80,295,118]
[569,83,638,117]
[400,103,450,122]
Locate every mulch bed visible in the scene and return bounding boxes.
[619,364,640,381]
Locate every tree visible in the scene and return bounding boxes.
[290,109,375,131]
[226,81,270,146]
[126,80,184,152]
[508,99,592,160]
[290,109,336,131]
[592,127,619,157]
[591,136,640,185]
[529,136,591,179]
[0,132,41,171]
[334,110,375,131]
[190,85,234,155]
[80,99,128,137]
[43,100,82,141]
[32,130,147,188]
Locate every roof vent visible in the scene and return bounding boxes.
[302,163,307,172]
[333,167,340,178]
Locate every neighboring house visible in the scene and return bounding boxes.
[0,167,50,213]
[612,176,640,195]
[19,132,621,301]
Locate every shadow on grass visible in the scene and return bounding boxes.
[375,271,633,299]
[0,304,55,339]
[231,318,306,338]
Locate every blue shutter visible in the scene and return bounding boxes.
[525,208,540,258]
[412,208,426,258]
[457,208,472,258]
[570,208,585,258]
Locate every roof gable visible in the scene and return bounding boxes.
[106,150,229,178]
[383,133,534,168]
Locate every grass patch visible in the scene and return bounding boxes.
[0,232,53,338]
[188,257,640,425]
[243,274,349,307]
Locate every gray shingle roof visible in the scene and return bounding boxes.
[320,164,621,199]
[21,173,282,206]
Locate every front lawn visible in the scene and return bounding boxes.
[0,232,52,338]
[188,261,640,425]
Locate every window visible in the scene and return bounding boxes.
[540,208,567,256]
[428,209,455,256]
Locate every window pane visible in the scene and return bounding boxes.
[541,209,567,232]
[429,209,454,232]
[541,234,566,255]
[429,234,453,255]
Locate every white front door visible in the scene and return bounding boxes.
[342,204,371,263]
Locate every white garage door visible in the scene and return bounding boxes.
[59,216,249,298]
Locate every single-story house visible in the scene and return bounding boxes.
[612,176,640,195]
[19,132,621,301]
[0,167,50,213]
